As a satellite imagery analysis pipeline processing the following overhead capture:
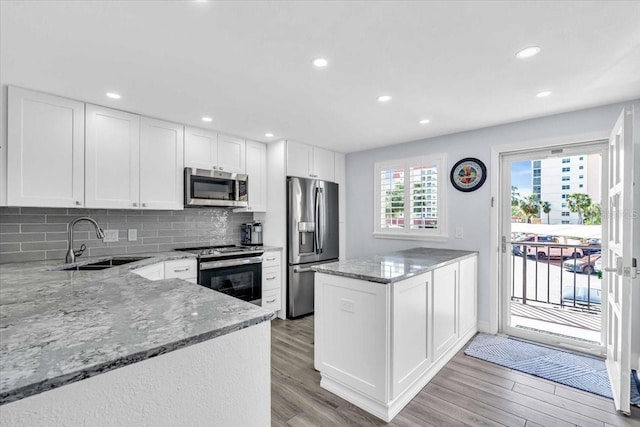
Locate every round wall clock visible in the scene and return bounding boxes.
[450,158,487,192]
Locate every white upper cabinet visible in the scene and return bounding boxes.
[184,128,246,174]
[217,134,246,174]
[7,87,85,207]
[286,140,335,182]
[312,146,335,182]
[243,140,267,212]
[86,106,183,210]
[140,117,184,210]
[85,105,140,209]
[184,127,217,170]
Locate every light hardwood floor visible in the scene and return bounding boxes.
[271,315,640,426]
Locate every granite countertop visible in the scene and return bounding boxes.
[312,247,477,284]
[0,252,276,405]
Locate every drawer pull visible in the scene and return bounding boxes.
[173,267,190,272]
[266,257,276,261]
[266,276,276,280]
[266,298,276,303]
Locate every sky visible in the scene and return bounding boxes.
[511,160,532,197]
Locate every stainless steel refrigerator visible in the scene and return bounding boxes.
[287,176,339,318]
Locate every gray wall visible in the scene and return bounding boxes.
[345,100,640,362]
[0,207,253,263]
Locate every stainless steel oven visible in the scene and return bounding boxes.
[184,167,248,207]
[199,256,262,305]
[177,246,264,306]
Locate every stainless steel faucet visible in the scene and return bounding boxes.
[65,217,106,263]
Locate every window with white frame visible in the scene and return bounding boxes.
[374,155,447,239]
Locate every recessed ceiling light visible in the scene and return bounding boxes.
[105,92,121,99]
[312,58,328,68]
[419,119,430,125]
[516,46,541,59]
[201,116,213,122]
[536,91,552,98]
[265,133,274,138]
[377,95,392,102]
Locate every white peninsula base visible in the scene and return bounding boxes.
[1,322,271,427]
[314,254,477,422]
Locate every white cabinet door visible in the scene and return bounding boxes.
[7,87,85,207]
[312,146,335,181]
[165,259,197,283]
[140,117,184,210]
[286,141,313,179]
[392,273,430,399]
[133,263,165,281]
[458,256,477,336]
[432,262,458,360]
[184,126,217,170]
[85,105,140,209]
[245,140,267,211]
[217,134,246,174]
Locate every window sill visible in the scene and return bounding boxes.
[372,231,449,242]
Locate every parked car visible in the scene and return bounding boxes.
[594,257,603,273]
[512,245,524,257]
[525,235,584,259]
[563,255,601,274]
[562,286,602,307]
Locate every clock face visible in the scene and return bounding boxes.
[450,158,487,192]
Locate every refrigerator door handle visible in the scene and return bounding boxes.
[316,187,324,254]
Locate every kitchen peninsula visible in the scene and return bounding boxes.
[312,247,478,422]
[0,253,275,426]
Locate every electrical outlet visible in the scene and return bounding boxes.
[455,227,464,239]
[103,229,119,243]
[128,229,137,242]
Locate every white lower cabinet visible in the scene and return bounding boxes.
[262,250,282,312]
[132,263,165,281]
[164,259,197,283]
[315,254,477,422]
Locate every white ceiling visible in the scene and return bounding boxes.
[2,1,639,153]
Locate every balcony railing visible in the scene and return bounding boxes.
[511,241,601,314]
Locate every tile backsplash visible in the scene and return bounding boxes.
[0,207,253,263]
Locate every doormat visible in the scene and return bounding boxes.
[465,333,640,406]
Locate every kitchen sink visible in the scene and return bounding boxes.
[61,257,152,271]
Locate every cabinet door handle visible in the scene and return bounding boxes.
[173,267,190,272]
[219,166,224,171]
[266,298,276,303]
[266,257,276,261]
[309,174,318,178]
[266,276,276,280]
[142,203,147,207]
[75,201,81,206]
[132,202,138,207]
[212,166,218,170]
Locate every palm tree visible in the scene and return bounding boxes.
[540,201,551,224]
[519,195,540,223]
[566,193,592,224]
[511,186,520,206]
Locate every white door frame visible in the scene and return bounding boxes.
[496,142,608,355]
[488,130,610,336]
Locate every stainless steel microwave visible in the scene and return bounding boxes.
[184,168,248,207]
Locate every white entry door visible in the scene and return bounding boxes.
[605,108,635,415]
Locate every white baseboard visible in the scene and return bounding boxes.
[319,326,478,423]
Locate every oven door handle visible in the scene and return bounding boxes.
[200,256,263,270]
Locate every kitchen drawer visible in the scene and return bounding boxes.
[165,259,197,280]
[262,251,281,268]
[262,265,281,291]
[262,288,281,311]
